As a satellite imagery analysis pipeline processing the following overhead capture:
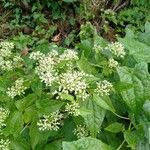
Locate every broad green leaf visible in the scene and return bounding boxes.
[15,94,37,111]
[124,130,143,149]
[63,117,76,141]
[31,79,43,96]
[145,22,150,33]
[138,22,150,46]
[117,63,150,113]
[82,98,105,137]
[36,99,64,115]
[143,100,150,115]
[137,139,150,150]
[114,82,133,92]
[105,122,123,133]
[29,123,40,150]
[62,137,112,150]
[4,111,23,137]
[23,105,37,123]
[77,54,97,75]
[60,93,74,102]
[45,140,62,150]
[93,94,115,112]
[11,137,31,150]
[119,37,150,63]
[29,122,49,149]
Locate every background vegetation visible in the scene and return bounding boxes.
[0,0,150,150]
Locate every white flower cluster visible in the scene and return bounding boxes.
[37,111,63,131]
[107,42,126,58]
[74,125,88,139]
[29,49,79,87]
[0,139,10,150]
[35,52,58,86]
[0,108,9,129]
[6,78,27,99]
[0,41,23,71]
[57,71,89,100]
[0,41,14,58]
[95,80,113,96]
[0,58,13,71]
[59,49,79,61]
[65,102,80,116]
[108,58,118,69]
[29,51,44,61]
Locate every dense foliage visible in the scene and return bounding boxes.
[0,0,150,150]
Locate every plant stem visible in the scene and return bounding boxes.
[113,112,130,120]
[116,140,125,150]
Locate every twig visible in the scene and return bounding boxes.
[115,0,129,11]
[1,10,12,23]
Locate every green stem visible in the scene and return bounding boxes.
[116,140,125,150]
[113,112,130,120]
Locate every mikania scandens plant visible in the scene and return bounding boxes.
[1,39,127,148]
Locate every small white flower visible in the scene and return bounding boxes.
[12,55,23,67]
[107,42,126,58]
[59,49,78,61]
[0,60,13,71]
[65,102,80,116]
[74,125,88,139]
[0,108,9,129]
[0,41,14,58]
[37,111,63,131]
[0,41,23,71]
[58,70,89,100]
[6,78,27,99]
[108,58,118,69]
[0,139,11,150]
[95,80,113,96]
[29,51,45,61]
[34,52,59,86]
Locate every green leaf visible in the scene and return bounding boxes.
[124,130,143,149]
[4,111,23,137]
[63,117,76,141]
[114,82,133,92]
[117,63,150,113]
[36,99,64,115]
[15,94,37,111]
[62,137,112,150]
[143,100,150,120]
[11,137,31,150]
[29,123,40,149]
[77,56,97,75]
[138,22,150,46]
[45,140,62,150]
[145,22,150,33]
[93,94,115,112]
[105,122,123,133]
[23,105,37,123]
[82,98,105,137]
[29,122,49,149]
[60,93,74,102]
[118,37,150,63]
